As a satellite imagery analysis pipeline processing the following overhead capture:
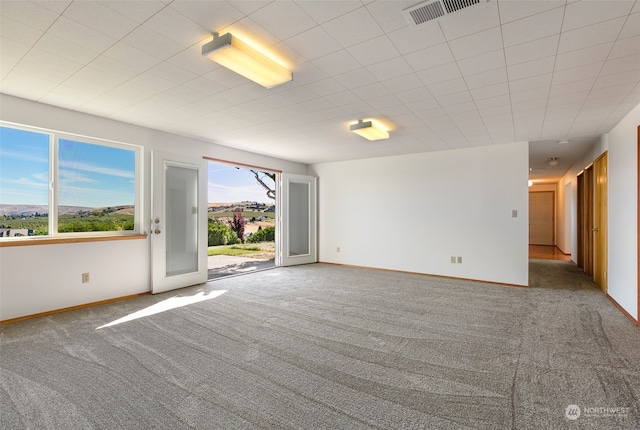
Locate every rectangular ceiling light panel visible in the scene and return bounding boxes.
[202,33,292,89]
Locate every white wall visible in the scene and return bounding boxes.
[0,95,308,321]
[557,103,639,321]
[608,103,639,321]
[310,142,530,286]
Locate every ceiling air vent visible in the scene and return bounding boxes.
[404,0,487,27]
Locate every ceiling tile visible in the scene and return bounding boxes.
[504,35,559,66]
[387,25,446,55]
[619,12,640,38]
[509,73,553,94]
[428,78,467,97]
[321,7,384,48]
[470,82,509,101]
[31,33,97,65]
[347,35,400,67]
[121,26,185,60]
[333,68,378,89]
[434,91,473,107]
[380,73,424,93]
[365,0,414,33]
[351,82,390,100]
[404,43,454,72]
[312,50,361,75]
[562,0,634,32]
[552,62,603,84]
[285,27,342,61]
[456,50,505,76]
[600,54,640,76]
[323,90,361,107]
[464,67,508,89]
[0,16,46,46]
[249,1,317,40]
[305,78,345,97]
[438,2,500,40]
[558,17,626,53]
[101,0,168,24]
[0,0,59,31]
[549,78,596,97]
[502,8,563,48]
[554,43,613,71]
[48,16,117,53]
[297,0,363,25]
[448,27,502,61]
[508,56,555,81]
[609,36,640,59]
[168,1,244,34]
[593,69,640,89]
[368,57,413,81]
[417,62,461,86]
[64,1,140,39]
[498,0,565,24]
[142,6,210,48]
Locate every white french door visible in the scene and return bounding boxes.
[279,173,317,266]
[151,151,207,294]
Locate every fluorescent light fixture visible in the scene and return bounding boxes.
[202,33,292,88]
[350,120,389,141]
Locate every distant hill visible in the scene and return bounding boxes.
[0,205,133,216]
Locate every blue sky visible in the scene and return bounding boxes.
[1,126,273,208]
[208,162,275,205]
[0,126,135,208]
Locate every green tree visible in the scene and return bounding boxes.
[228,209,246,243]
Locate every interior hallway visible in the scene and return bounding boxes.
[529,245,572,261]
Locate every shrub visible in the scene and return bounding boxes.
[208,220,240,246]
[246,226,275,243]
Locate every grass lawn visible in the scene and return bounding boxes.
[208,242,275,259]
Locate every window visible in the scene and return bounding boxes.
[0,123,140,238]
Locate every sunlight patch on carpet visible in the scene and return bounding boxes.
[96,290,227,329]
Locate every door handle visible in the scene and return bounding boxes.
[592,228,599,232]
[154,229,161,235]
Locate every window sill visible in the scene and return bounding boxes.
[0,233,148,248]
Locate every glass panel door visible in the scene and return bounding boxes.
[280,173,316,266]
[152,151,207,293]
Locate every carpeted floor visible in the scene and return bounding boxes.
[1,261,638,429]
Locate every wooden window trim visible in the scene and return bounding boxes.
[0,233,147,247]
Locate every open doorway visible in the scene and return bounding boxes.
[206,160,277,280]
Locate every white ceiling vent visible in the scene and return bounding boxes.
[403,0,487,27]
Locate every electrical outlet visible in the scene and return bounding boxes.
[512,209,518,218]
[337,246,340,253]
[457,256,462,264]
[451,256,456,264]
[82,272,90,283]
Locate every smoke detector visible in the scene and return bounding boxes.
[403,0,489,28]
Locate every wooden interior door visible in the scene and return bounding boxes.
[594,152,608,293]
[529,191,554,245]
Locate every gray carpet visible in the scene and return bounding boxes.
[1,261,638,429]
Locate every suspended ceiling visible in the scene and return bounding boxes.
[1,0,639,182]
